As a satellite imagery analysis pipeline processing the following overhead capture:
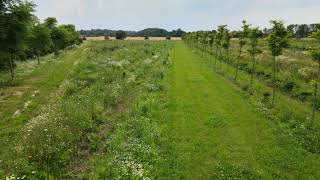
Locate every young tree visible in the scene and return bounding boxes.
[268,20,290,106]
[202,31,210,58]
[216,25,225,69]
[0,0,35,78]
[29,24,53,64]
[248,27,262,89]
[222,26,231,63]
[194,32,200,52]
[208,31,216,65]
[235,20,250,80]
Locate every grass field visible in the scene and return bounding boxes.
[1,40,320,179]
[166,43,320,179]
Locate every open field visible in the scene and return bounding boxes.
[1,40,320,179]
[86,36,182,41]
[2,0,320,178]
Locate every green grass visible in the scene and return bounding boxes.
[0,40,174,178]
[164,42,320,179]
[0,44,89,139]
[1,41,319,179]
[71,41,173,179]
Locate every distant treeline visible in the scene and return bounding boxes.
[286,24,320,38]
[79,28,186,37]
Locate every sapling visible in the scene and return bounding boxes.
[216,25,226,69]
[267,20,290,106]
[204,32,210,59]
[193,32,198,49]
[222,26,231,64]
[196,32,201,53]
[213,31,221,65]
[209,32,216,65]
[201,32,207,58]
[202,32,208,58]
[248,27,262,90]
[235,20,250,81]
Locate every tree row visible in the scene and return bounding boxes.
[0,0,82,78]
[182,20,320,122]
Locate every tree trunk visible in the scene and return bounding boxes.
[272,55,276,106]
[226,49,229,63]
[211,45,214,65]
[215,47,218,65]
[9,58,14,79]
[238,46,243,59]
[235,49,242,81]
[250,54,256,90]
[219,48,222,70]
[37,54,40,65]
[312,61,320,123]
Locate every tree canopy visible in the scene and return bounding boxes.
[115,30,127,40]
[0,0,35,77]
[28,24,53,63]
[268,20,290,57]
[44,17,58,29]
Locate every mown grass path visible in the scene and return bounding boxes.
[0,44,88,139]
[166,43,320,179]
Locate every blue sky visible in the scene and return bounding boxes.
[33,0,320,31]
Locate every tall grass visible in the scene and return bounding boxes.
[0,41,173,178]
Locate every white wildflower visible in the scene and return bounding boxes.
[23,101,32,109]
[32,90,40,97]
[144,58,153,65]
[13,109,21,118]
